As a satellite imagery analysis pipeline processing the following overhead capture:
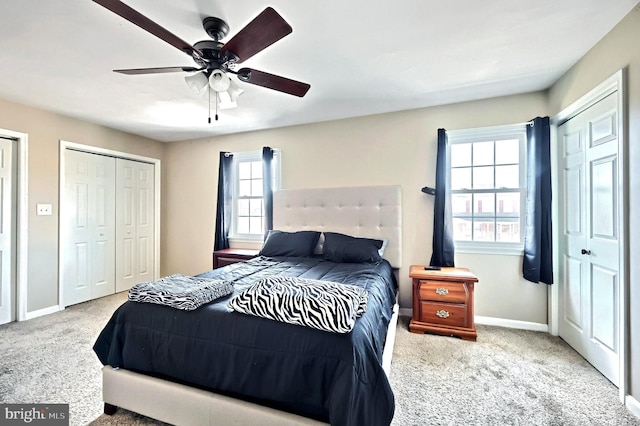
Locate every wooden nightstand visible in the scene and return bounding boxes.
[409,265,479,341]
[212,248,259,269]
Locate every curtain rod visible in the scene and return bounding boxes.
[488,120,534,128]
[447,120,534,134]
[483,120,535,128]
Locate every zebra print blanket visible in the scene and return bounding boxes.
[128,274,233,311]
[228,275,368,333]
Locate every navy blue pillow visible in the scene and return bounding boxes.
[259,230,321,257]
[322,232,383,263]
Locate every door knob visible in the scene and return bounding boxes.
[581,249,591,255]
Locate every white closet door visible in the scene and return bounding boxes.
[558,92,620,386]
[0,138,14,324]
[63,150,116,306]
[116,158,154,292]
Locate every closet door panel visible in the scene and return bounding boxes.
[136,166,154,281]
[116,159,155,292]
[63,150,116,305]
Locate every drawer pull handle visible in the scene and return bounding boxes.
[436,310,450,319]
[435,287,449,296]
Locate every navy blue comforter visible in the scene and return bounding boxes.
[93,256,397,426]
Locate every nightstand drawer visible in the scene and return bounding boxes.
[419,280,467,303]
[215,256,246,268]
[420,301,467,328]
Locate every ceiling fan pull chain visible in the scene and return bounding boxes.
[215,90,219,121]
[208,86,212,124]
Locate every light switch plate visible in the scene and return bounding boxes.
[37,204,52,216]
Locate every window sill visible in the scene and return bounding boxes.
[229,236,263,249]
[454,242,524,257]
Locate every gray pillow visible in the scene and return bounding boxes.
[259,230,321,257]
[322,232,383,263]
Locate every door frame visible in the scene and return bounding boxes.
[0,128,28,322]
[58,140,161,308]
[549,69,627,402]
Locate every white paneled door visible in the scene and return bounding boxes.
[0,138,14,325]
[63,150,116,306]
[62,149,156,306]
[558,91,620,386]
[116,158,155,292]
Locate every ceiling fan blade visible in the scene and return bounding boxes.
[237,68,310,97]
[93,0,202,58]
[114,66,202,75]
[221,7,292,63]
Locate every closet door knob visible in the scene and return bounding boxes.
[581,249,591,255]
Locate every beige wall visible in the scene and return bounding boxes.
[548,3,640,405]
[0,98,164,313]
[162,91,549,323]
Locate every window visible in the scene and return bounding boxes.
[447,124,526,254]
[230,150,280,241]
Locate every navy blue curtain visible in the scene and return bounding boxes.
[214,152,233,251]
[523,117,553,284]
[430,128,455,267]
[262,147,274,233]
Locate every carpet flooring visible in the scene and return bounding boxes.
[1,292,638,425]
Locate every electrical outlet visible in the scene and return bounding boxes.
[37,204,52,216]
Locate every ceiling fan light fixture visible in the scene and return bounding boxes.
[184,71,208,94]
[227,79,245,103]
[209,69,231,92]
[206,79,244,110]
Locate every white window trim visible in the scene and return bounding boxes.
[454,241,524,256]
[447,124,527,256]
[228,149,281,243]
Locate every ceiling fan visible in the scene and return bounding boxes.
[92,0,310,119]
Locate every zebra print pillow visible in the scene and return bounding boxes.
[129,274,234,311]
[228,276,368,334]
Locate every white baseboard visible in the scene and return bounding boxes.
[399,309,548,332]
[626,394,640,419]
[475,315,548,332]
[23,305,63,321]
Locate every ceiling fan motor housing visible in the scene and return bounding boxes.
[192,40,237,71]
[193,39,239,71]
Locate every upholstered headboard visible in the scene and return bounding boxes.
[273,185,402,268]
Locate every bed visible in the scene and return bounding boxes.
[93,185,402,425]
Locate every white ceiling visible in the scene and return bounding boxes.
[0,1,638,142]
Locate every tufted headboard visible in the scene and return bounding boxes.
[273,185,402,268]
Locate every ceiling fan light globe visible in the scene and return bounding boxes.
[184,71,209,94]
[227,79,245,102]
[209,70,231,92]
[217,91,238,110]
